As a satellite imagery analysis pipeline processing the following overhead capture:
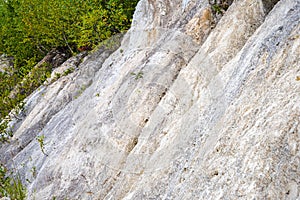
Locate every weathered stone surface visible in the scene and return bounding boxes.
[0,0,299,199]
[0,54,14,74]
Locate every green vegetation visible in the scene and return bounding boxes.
[0,119,13,143]
[63,67,75,76]
[30,167,37,179]
[211,4,223,14]
[0,0,139,142]
[0,164,26,200]
[36,135,47,156]
[0,0,138,61]
[210,0,232,15]
[131,71,144,80]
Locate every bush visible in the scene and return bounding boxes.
[0,0,139,59]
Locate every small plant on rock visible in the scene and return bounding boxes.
[131,71,144,80]
[0,164,26,200]
[63,67,74,76]
[36,135,47,156]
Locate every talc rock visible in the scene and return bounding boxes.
[0,0,299,199]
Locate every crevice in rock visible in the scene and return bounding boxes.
[262,0,280,14]
[159,88,168,101]
[209,0,234,27]
[126,137,139,153]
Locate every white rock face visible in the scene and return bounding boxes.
[1,0,299,199]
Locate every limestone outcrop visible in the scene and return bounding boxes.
[0,0,299,199]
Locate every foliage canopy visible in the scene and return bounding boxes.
[0,0,138,60]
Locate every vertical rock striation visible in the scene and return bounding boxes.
[0,0,299,199]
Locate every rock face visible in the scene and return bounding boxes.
[1,0,299,199]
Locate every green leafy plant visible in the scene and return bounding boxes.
[0,164,26,200]
[36,135,47,156]
[212,4,223,14]
[0,0,138,60]
[131,71,144,80]
[0,100,25,143]
[63,67,74,76]
[30,167,37,179]
[210,0,232,15]
[0,119,13,143]
[54,73,61,80]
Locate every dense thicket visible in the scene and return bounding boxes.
[0,0,138,60]
[0,0,139,140]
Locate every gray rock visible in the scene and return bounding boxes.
[0,54,14,74]
[0,0,299,199]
